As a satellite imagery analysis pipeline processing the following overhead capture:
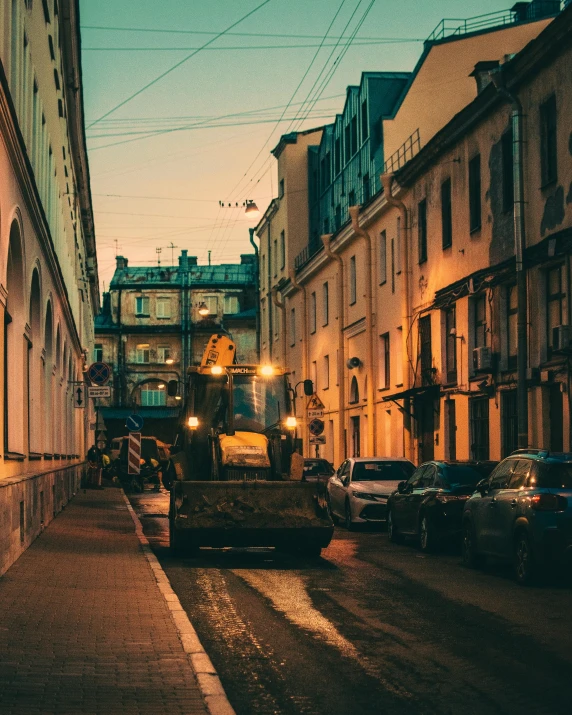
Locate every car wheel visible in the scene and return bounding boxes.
[327,493,340,525]
[419,515,436,553]
[462,521,484,569]
[514,531,540,586]
[387,508,404,544]
[345,500,355,531]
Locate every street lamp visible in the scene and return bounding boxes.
[198,302,210,317]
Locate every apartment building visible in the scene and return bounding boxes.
[257,1,568,465]
[0,0,97,573]
[94,251,258,443]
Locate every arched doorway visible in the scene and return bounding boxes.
[5,219,26,454]
[44,301,53,455]
[28,268,42,453]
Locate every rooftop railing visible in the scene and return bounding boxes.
[383,129,421,174]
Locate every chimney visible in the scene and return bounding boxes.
[116,255,128,270]
[178,249,188,272]
[102,291,111,315]
[189,256,198,266]
[511,2,529,21]
[527,0,561,20]
[469,60,500,93]
[240,254,256,265]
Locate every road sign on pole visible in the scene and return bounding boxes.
[309,435,326,445]
[128,433,141,475]
[308,418,325,436]
[306,394,325,419]
[88,386,111,398]
[74,385,85,408]
[88,362,112,386]
[126,414,144,432]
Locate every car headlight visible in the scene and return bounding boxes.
[352,491,383,501]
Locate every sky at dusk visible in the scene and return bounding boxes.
[80,0,518,292]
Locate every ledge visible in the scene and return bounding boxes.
[0,460,85,488]
[4,452,25,461]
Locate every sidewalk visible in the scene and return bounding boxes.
[0,487,212,715]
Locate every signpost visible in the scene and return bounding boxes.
[74,385,85,409]
[128,432,141,475]
[306,393,325,419]
[88,386,111,399]
[126,414,145,432]
[309,435,326,445]
[306,395,326,455]
[87,362,112,386]
[308,418,325,436]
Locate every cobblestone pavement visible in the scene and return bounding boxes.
[0,488,209,715]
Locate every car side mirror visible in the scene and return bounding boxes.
[476,479,488,496]
[397,481,407,493]
[342,475,350,487]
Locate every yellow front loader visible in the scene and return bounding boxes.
[166,335,333,556]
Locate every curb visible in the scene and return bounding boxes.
[122,492,235,715]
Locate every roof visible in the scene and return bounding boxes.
[109,262,256,289]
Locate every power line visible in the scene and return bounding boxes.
[83,39,421,51]
[87,0,275,130]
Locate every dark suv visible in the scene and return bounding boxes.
[462,450,572,585]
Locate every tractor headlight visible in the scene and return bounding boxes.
[260,365,274,376]
[210,366,223,375]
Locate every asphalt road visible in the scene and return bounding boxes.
[130,488,572,715]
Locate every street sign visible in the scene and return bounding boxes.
[88,386,111,398]
[128,432,141,475]
[96,440,106,450]
[126,413,144,432]
[74,385,85,409]
[309,435,326,445]
[308,418,325,436]
[306,393,325,419]
[88,362,112,386]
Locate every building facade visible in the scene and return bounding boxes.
[0,0,98,573]
[257,1,570,466]
[94,251,258,443]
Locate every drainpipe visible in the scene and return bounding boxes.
[249,228,261,361]
[490,71,528,449]
[381,173,414,463]
[348,206,376,457]
[271,287,286,369]
[322,234,346,461]
[289,269,309,455]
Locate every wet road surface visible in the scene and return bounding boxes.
[130,488,572,715]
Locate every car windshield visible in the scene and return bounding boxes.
[304,461,333,476]
[536,463,572,489]
[352,461,413,482]
[445,466,487,488]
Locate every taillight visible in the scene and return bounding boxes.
[530,493,568,511]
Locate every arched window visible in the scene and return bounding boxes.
[44,301,54,455]
[349,375,359,404]
[28,268,42,453]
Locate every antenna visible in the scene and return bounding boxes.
[168,242,178,266]
[114,239,119,257]
[208,250,211,266]
[156,247,162,266]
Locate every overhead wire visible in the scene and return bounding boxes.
[87,0,275,129]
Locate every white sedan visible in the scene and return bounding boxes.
[327,457,415,530]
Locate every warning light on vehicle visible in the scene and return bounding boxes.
[187,416,199,429]
[285,416,297,429]
[260,365,274,376]
[211,366,224,375]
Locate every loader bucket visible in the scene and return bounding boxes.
[170,480,334,550]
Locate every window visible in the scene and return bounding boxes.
[362,174,370,203]
[470,397,489,460]
[204,295,218,315]
[547,264,566,358]
[379,333,390,389]
[135,296,149,315]
[507,284,517,369]
[379,230,387,285]
[335,204,341,231]
[280,230,285,269]
[335,137,341,175]
[540,94,557,186]
[349,256,356,305]
[94,344,103,362]
[418,199,427,263]
[224,295,240,314]
[323,282,329,326]
[419,316,432,386]
[441,178,452,249]
[279,178,284,198]
[361,99,368,140]
[345,124,351,162]
[469,154,481,232]
[474,294,487,349]
[158,345,171,363]
[290,308,296,346]
[444,306,457,383]
[501,127,513,213]
[324,355,330,389]
[140,385,166,407]
[349,376,359,404]
[156,297,171,318]
[135,344,150,364]
[396,216,402,274]
[310,292,317,334]
[395,327,403,385]
[351,115,357,155]
[348,189,356,207]
[311,360,317,392]
[273,239,277,276]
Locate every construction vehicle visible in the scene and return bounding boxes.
[165,334,334,556]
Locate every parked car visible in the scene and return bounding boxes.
[327,457,415,529]
[462,449,572,585]
[303,458,335,483]
[387,460,498,552]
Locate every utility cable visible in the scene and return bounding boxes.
[87,0,274,129]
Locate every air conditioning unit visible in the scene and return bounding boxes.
[473,346,492,372]
[553,325,572,353]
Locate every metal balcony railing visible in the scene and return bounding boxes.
[383,129,421,174]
